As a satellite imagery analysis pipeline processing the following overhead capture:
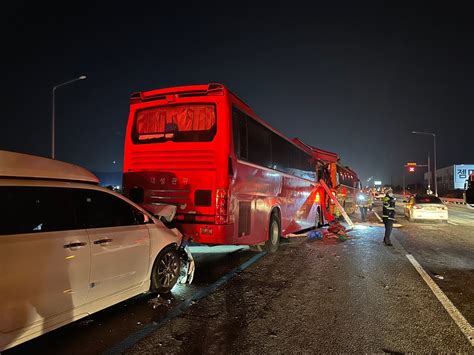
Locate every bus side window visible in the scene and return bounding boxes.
[231,107,240,156]
[232,107,248,160]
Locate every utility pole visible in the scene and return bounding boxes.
[411,131,437,196]
[427,154,431,193]
[402,170,405,195]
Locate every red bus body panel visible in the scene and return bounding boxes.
[123,84,322,245]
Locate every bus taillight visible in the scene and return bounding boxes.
[215,188,229,224]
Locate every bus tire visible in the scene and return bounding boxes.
[150,245,181,294]
[317,206,324,228]
[263,212,281,253]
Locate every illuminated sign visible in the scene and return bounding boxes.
[454,165,474,189]
[374,181,382,186]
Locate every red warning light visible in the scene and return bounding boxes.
[406,162,417,173]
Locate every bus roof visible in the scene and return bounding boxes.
[130,83,258,115]
[0,150,99,184]
[130,83,227,104]
[292,138,339,162]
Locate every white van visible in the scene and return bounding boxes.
[0,150,193,351]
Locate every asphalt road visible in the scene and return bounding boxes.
[388,198,474,325]
[4,202,473,353]
[445,204,474,226]
[3,246,257,354]
[126,221,473,353]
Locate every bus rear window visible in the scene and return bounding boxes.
[133,104,217,143]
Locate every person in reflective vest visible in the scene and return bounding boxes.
[356,189,372,222]
[382,189,396,246]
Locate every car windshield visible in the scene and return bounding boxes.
[415,195,442,204]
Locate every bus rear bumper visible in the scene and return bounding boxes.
[179,223,234,244]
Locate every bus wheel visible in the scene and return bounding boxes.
[263,213,281,253]
[317,206,324,227]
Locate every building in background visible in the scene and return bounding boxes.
[425,164,474,192]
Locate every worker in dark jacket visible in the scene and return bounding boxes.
[382,189,396,246]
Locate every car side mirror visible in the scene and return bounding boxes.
[133,211,149,225]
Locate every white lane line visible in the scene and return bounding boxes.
[373,211,383,223]
[406,254,474,346]
[447,220,459,226]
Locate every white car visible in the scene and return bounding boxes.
[404,194,448,222]
[0,151,194,351]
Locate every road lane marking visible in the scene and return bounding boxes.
[406,254,474,346]
[447,221,459,226]
[104,252,266,354]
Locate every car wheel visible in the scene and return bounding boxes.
[263,212,280,253]
[151,246,181,294]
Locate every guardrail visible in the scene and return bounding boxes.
[395,194,468,206]
[440,197,466,205]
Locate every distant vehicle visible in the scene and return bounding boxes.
[463,173,474,209]
[0,151,194,351]
[122,83,326,252]
[404,194,448,222]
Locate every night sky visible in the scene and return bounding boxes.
[2,2,473,186]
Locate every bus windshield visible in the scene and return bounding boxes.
[133,104,217,143]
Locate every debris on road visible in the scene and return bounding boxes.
[325,221,351,241]
[285,221,353,242]
[307,230,323,241]
[78,319,94,326]
[148,294,173,309]
[434,274,444,280]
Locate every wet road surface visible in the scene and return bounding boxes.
[4,203,473,353]
[127,225,473,353]
[444,204,474,226]
[3,245,257,355]
[388,199,474,325]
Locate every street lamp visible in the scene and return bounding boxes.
[52,75,87,159]
[411,130,437,196]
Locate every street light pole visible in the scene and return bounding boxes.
[402,169,405,195]
[411,131,438,196]
[52,75,87,159]
[434,133,437,196]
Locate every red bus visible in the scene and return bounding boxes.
[335,164,361,214]
[292,139,339,220]
[122,83,323,252]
